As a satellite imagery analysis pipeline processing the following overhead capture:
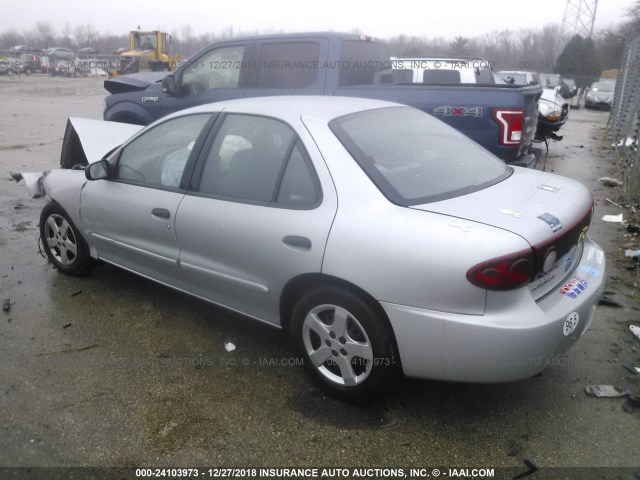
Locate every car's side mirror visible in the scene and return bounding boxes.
[163,73,176,95]
[85,159,110,181]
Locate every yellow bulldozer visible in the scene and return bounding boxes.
[109,30,180,77]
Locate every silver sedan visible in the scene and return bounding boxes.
[29,96,605,402]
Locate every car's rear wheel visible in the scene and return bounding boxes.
[291,286,398,402]
[40,202,94,276]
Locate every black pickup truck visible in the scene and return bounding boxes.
[103,33,542,166]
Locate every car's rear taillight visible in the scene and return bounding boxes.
[467,249,534,290]
[493,109,524,146]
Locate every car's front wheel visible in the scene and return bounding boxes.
[40,202,94,276]
[291,286,399,402]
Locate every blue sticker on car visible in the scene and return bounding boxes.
[538,213,563,233]
[578,265,601,277]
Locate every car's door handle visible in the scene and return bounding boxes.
[283,236,311,250]
[151,208,170,220]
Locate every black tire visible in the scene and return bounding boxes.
[40,202,94,276]
[290,285,399,402]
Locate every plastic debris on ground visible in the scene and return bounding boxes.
[224,342,236,352]
[612,137,635,148]
[630,325,640,342]
[601,213,624,223]
[599,177,623,187]
[2,299,10,312]
[624,363,640,375]
[584,384,629,397]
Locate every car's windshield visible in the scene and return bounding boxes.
[592,81,615,93]
[134,33,157,51]
[330,106,511,205]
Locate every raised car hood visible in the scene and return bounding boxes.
[104,72,167,94]
[410,167,592,247]
[61,117,144,167]
[13,117,144,198]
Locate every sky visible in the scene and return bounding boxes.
[2,0,635,40]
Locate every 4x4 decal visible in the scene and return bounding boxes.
[433,106,483,117]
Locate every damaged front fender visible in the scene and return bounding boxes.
[11,169,87,201]
[10,171,50,198]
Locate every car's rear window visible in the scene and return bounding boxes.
[329,106,511,205]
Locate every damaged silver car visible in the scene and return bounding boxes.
[17,96,605,401]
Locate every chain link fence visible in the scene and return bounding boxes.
[608,37,640,203]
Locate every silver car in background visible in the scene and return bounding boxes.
[585,79,616,110]
[29,96,605,401]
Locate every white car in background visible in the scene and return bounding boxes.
[497,71,569,141]
[389,57,498,84]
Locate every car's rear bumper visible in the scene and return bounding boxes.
[585,99,612,110]
[382,237,605,383]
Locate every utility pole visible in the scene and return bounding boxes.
[562,0,599,39]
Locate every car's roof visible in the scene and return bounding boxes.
[208,31,382,43]
[167,96,406,124]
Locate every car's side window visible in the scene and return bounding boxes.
[182,45,246,96]
[198,114,319,206]
[115,114,210,188]
[277,141,319,206]
[256,42,319,88]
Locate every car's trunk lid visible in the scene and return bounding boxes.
[410,167,593,298]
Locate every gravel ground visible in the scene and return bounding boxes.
[0,75,639,480]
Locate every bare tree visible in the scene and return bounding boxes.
[0,29,25,49]
[178,24,195,55]
[74,24,98,49]
[35,22,56,49]
[60,23,74,49]
[21,28,38,49]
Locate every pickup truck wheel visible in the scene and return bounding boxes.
[290,286,398,402]
[40,203,94,276]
